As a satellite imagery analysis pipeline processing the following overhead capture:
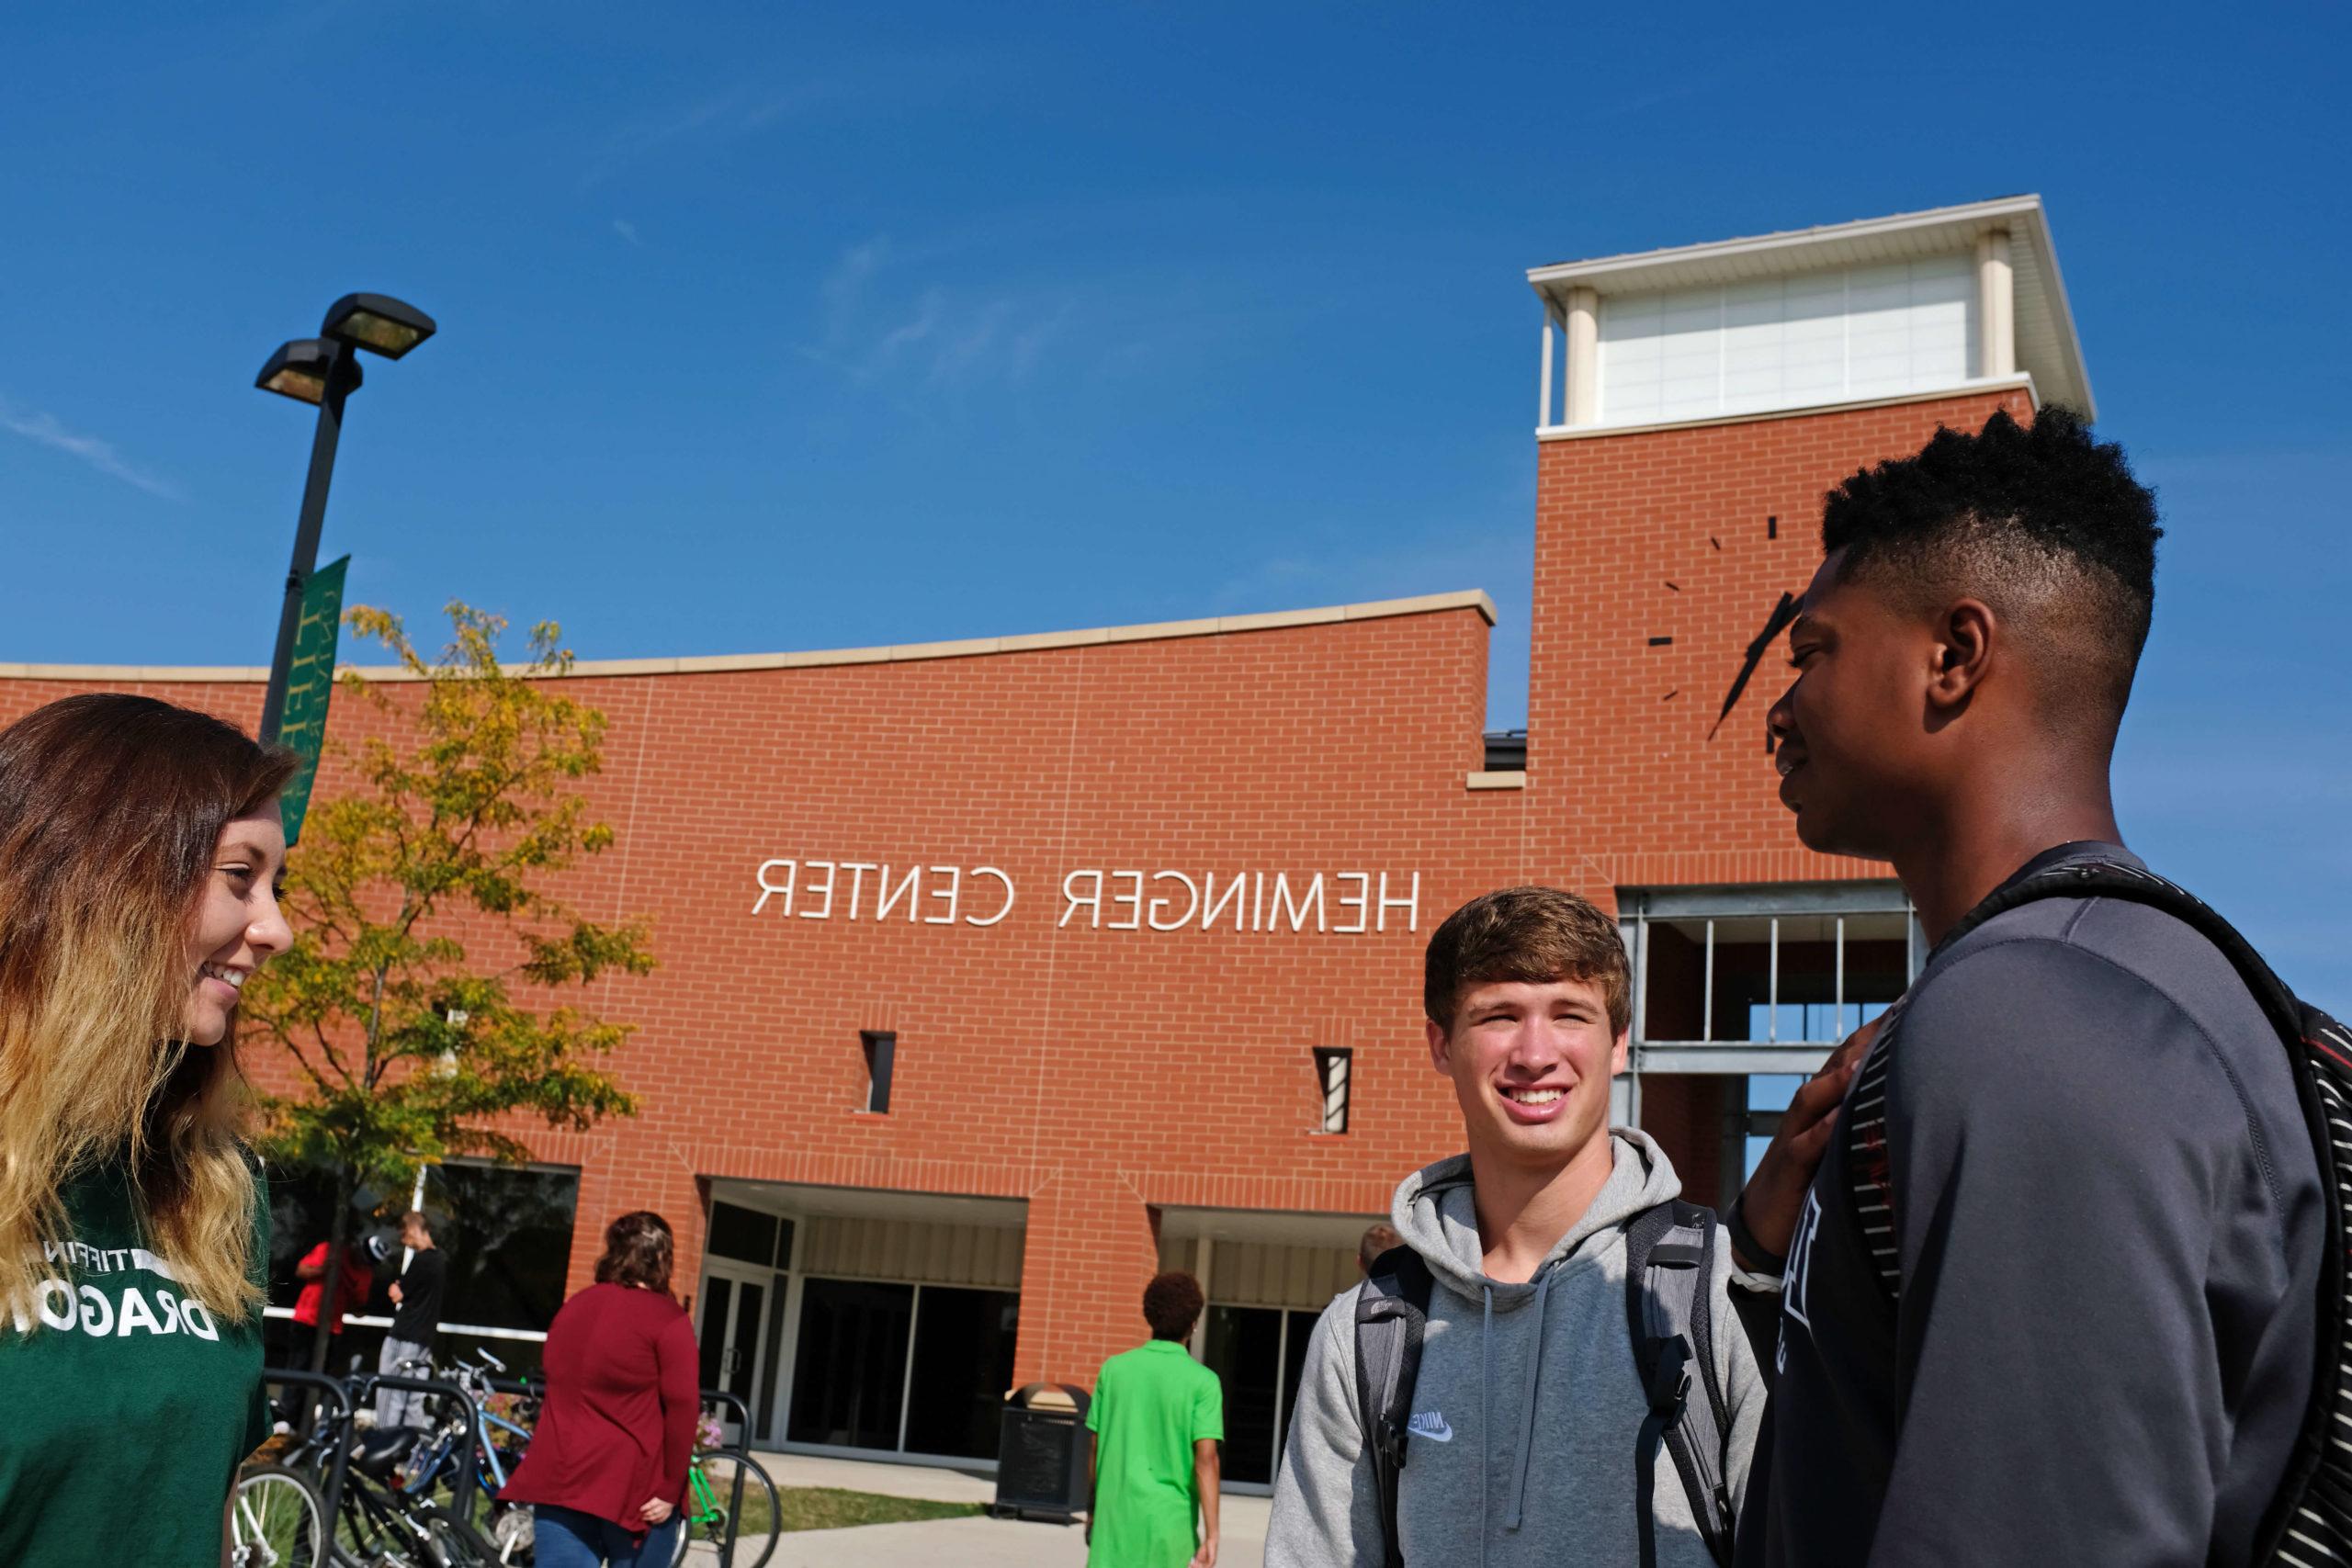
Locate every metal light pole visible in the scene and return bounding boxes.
[253,293,435,1383]
[254,292,437,742]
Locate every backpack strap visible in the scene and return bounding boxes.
[1846,857,2312,1314]
[1355,1245,1433,1568]
[1624,1200,1736,1568]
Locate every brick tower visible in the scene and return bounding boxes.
[1519,196,2094,1203]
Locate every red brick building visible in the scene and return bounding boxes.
[0,196,2090,1482]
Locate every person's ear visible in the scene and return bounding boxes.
[1426,1018,1454,1077]
[1928,598,1996,714]
[1610,1025,1630,1077]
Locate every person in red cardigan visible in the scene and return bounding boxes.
[503,1212,700,1566]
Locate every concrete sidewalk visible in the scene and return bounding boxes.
[691,1451,1268,1568]
[750,1450,999,1505]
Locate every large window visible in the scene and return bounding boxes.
[261,1158,579,1378]
[905,1286,1022,1459]
[422,1161,581,1334]
[1621,884,1920,1075]
[786,1279,1019,1461]
[1620,885,1920,1209]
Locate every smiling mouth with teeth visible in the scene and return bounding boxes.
[1502,1087,1565,1104]
[198,962,247,992]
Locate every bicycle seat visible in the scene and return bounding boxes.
[349,1427,419,1481]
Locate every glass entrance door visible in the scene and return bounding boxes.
[782,1278,1021,1460]
[1201,1304,1322,1484]
[787,1279,913,1450]
[695,1262,774,1446]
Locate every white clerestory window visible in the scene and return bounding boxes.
[1597,253,1977,427]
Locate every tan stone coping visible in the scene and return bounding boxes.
[0,589,1498,683]
[1465,771,1527,790]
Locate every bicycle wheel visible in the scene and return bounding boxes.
[670,1450,780,1568]
[481,1499,535,1565]
[232,1463,327,1568]
[332,1475,409,1568]
[415,1502,498,1568]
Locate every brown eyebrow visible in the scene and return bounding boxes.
[217,833,284,873]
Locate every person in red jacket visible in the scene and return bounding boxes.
[502,1212,700,1566]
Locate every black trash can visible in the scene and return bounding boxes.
[991,1382,1092,1524]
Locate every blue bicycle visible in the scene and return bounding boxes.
[391,1350,538,1563]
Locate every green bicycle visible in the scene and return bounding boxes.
[668,1446,779,1568]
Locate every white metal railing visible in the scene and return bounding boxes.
[263,1305,548,1344]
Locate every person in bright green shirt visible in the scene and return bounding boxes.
[1086,1270,1223,1568]
[0,694,298,1566]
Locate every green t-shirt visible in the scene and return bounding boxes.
[0,1160,271,1567]
[1086,1338,1225,1568]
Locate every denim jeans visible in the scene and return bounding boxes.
[530,1504,683,1567]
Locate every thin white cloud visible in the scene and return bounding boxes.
[613,218,643,246]
[581,93,741,189]
[582,52,1018,190]
[0,400,181,501]
[818,237,891,348]
[802,239,1088,394]
[874,290,947,364]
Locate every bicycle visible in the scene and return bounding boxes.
[393,1350,538,1562]
[231,1461,328,1568]
[669,1441,780,1568]
[271,1363,498,1567]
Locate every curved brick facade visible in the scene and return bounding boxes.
[0,385,2026,1402]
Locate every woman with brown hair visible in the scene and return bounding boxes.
[0,693,296,1564]
[502,1211,699,1566]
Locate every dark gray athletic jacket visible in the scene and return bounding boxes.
[1740,842,2323,1566]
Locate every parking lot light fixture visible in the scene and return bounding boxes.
[254,338,356,405]
[322,292,436,359]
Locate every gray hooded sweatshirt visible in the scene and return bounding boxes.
[1266,1130,1765,1568]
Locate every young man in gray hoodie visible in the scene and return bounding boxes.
[1267,886,1765,1567]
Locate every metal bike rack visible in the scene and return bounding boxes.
[702,1388,754,1568]
[259,1368,356,1539]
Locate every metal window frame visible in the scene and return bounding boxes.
[1621,882,1918,1077]
[861,1031,896,1114]
[1312,1046,1352,1134]
[1193,1298,1321,1496]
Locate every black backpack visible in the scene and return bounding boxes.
[1354,1200,1736,1568]
[1842,859,2352,1565]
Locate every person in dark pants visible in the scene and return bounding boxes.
[376,1210,447,1427]
[500,1212,697,1567]
[1729,408,2323,1565]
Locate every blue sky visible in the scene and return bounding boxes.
[3,4,2346,995]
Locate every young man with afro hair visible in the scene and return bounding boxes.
[1731,408,2323,1565]
[1086,1270,1223,1567]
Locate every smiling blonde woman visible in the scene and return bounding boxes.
[0,693,296,1566]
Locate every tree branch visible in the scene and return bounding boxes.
[281,1034,337,1099]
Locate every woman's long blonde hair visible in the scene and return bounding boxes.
[0,694,295,1326]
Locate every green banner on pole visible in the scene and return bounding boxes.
[277,554,348,848]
